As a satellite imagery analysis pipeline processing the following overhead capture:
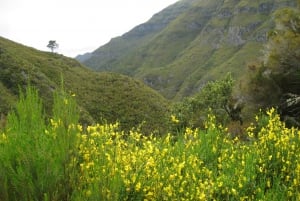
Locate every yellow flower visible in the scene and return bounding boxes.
[77,124,83,131]
[169,174,176,180]
[165,133,172,144]
[178,162,185,175]
[163,185,173,197]
[87,162,94,168]
[63,98,68,105]
[268,155,272,160]
[1,133,7,142]
[231,188,237,195]
[171,115,179,123]
[293,179,298,186]
[146,191,154,197]
[199,191,206,200]
[218,181,223,187]
[135,182,141,191]
[85,190,92,197]
[83,153,90,161]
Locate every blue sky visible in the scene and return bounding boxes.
[0,0,179,57]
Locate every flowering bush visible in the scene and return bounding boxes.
[0,87,299,200]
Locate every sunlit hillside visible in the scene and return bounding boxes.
[0,36,170,133]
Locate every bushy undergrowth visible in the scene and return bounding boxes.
[0,87,300,200]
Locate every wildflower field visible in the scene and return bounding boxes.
[0,87,300,201]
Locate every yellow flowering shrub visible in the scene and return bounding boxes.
[74,108,300,200]
[1,86,300,201]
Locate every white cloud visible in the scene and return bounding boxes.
[0,0,179,57]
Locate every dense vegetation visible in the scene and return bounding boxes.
[0,37,169,134]
[243,1,300,127]
[1,85,300,201]
[170,73,236,130]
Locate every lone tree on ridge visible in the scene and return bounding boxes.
[47,40,59,53]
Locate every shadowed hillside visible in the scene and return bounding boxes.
[79,0,297,100]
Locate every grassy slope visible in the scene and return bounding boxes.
[0,36,170,133]
[81,0,297,100]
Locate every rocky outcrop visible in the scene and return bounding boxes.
[227,26,246,46]
[279,93,300,127]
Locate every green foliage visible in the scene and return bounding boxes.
[6,86,45,137]
[244,63,280,108]
[52,84,79,127]
[0,36,170,134]
[0,86,80,201]
[1,88,300,200]
[0,83,17,116]
[170,74,234,130]
[240,4,300,121]
[264,6,300,94]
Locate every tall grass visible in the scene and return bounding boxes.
[0,86,300,200]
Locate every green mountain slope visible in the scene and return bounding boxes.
[0,36,169,133]
[80,0,297,100]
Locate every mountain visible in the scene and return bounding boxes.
[0,36,170,134]
[76,52,92,62]
[79,0,297,100]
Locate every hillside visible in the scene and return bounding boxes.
[0,36,170,133]
[79,0,297,100]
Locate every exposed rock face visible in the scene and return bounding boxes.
[279,93,300,127]
[227,26,246,46]
[79,0,297,99]
[259,2,274,13]
[236,6,257,14]
[218,8,233,18]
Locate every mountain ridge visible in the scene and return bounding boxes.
[79,0,297,100]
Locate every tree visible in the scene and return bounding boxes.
[251,4,300,127]
[263,6,300,94]
[47,40,59,53]
[170,73,238,130]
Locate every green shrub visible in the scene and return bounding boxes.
[0,86,80,201]
[169,73,234,131]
